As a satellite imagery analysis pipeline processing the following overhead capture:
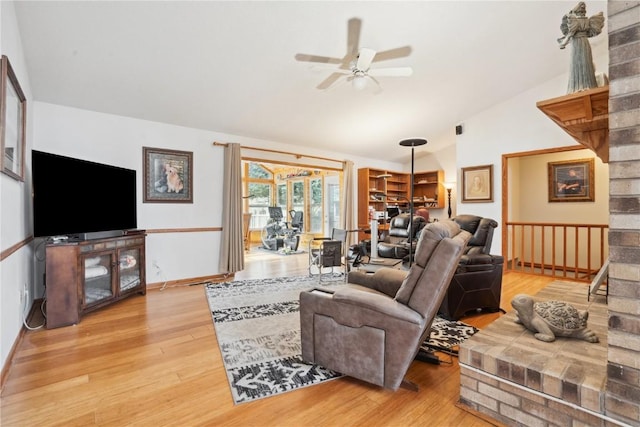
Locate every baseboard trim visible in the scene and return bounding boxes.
[146,273,234,290]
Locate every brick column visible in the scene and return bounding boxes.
[606,2,640,425]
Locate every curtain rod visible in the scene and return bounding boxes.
[212,141,344,165]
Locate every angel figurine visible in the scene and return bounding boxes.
[557,2,605,93]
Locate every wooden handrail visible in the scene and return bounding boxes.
[505,222,608,282]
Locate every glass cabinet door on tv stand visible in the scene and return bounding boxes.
[82,252,115,308]
[45,232,146,329]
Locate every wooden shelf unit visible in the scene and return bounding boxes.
[357,168,444,240]
[411,170,445,209]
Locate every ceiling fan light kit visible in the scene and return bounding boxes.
[352,74,368,90]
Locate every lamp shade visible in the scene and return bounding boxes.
[399,138,427,147]
[352,75,367,91]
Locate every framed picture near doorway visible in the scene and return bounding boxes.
[548,158,594,202]
[461,164,493,203]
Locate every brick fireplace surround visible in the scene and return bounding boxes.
[459,281,614,426]
[459,3,640,426]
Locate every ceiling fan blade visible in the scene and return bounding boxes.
[356,48,377,71]
[295,53,342,65]
[308,64,351,73]
[346,18,362,59]
[316,72,345,90]
[372,46,412,63]
[368,67,413,77]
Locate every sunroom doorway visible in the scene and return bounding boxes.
[242,161,343,248]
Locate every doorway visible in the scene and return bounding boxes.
[502,145,609,279]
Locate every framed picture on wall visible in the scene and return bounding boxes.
[548,158,594,202]
[461,164,493,203]
[143,147,193,203]
[1,55,27,181]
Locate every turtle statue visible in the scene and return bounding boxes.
[511,294,599,343]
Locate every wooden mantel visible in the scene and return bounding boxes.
[537,86,609,163]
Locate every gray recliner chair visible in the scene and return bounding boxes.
[299,221,471,390]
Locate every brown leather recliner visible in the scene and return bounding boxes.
[299,221,471,390]
[438,215,505,321]
[377,213,426,259]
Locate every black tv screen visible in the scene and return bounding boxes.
[32,150,137,238]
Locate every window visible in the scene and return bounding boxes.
[276,183,287,214]
[245,163,274,229]
[291,180,305,214]
[310,177,323,233]
[242,161,342,236]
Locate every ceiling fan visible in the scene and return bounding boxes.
[295,18,413,91]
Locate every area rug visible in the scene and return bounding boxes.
[425,316,479,354]
[205,274,478,404]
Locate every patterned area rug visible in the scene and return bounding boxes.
[426,316,479,353]
[205,275,478,404]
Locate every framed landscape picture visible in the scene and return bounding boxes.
[461,164,493,203]
[143,147,193,203]
[1,55,26,181]
[548,158,594,202]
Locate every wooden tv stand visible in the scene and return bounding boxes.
[45,232,146,329]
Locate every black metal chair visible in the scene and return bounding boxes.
[289,210,304,233]
[309,228,348,282]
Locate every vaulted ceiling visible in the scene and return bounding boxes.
[13,1,609,163]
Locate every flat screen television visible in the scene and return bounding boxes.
[32,150,137,239]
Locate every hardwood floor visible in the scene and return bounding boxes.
[1,248,558,427]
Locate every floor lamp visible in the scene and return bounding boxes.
[444,182,454,219]
[399,138,427,266]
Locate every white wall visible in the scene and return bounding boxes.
[409,48,608,256]
[515,149,609,224]
[1,1,34,370]
[31,102,403,292]
[440,49,607,255]
[413,140,457,221]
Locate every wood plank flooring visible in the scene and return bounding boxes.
[0,248,559,427]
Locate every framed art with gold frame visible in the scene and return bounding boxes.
[143,147,193,203]
[461,164,493,203]
[1,55,27,181]
[548,158,594,202]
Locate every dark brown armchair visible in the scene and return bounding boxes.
[438,215,505,320]
[377,213,426,259]
[299,221,470,390]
